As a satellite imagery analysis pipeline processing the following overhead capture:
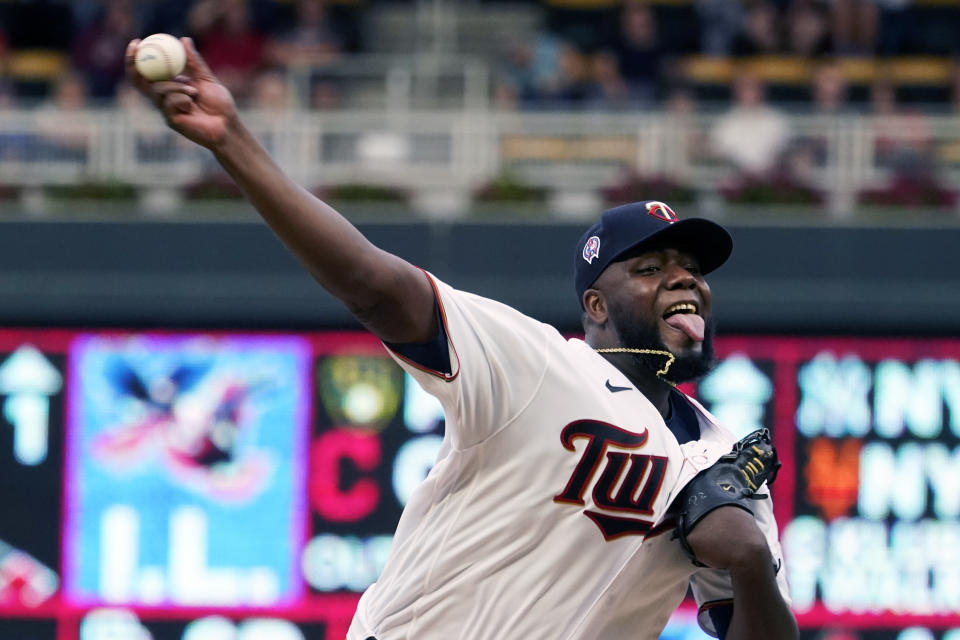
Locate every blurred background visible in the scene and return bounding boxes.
[0,0,958,639]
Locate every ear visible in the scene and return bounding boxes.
[582,288,607,325]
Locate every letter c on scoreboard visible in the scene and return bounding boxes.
[309,429,381,521]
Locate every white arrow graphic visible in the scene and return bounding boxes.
[0,345,62,465]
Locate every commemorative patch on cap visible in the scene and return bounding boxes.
[582,235,601,264]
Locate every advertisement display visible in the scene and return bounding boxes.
[0,329,958,639]
[64,334,311,608]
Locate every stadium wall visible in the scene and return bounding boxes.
[2,219,957,334]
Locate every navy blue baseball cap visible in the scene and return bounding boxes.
[574,201,733,306]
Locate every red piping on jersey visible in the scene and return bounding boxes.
[383,268,461,382]
[698,597,735,637]
[699,598,734,613]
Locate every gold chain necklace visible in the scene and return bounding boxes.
[594,348,676,380]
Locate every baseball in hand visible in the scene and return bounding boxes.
[134,34,187,81]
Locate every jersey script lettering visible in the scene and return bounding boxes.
[553,420,669,540]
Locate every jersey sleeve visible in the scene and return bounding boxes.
[382,273,552,449]
[384,300,452,374]
[688,487,792,637]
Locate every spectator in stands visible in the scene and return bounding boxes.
[188,0,268,99]
[310,76,342,110]
[665,84,698,119]
[830,0,877,54]
[864,76,950,205]
[832,0,914,55]
[695,0,744,56]
[0,25,8,69]
[0,83,12,109]
[661,85,703,178]
[35,73,94,161]
[782,61,850,179]
[115,82,189,163]
[495,33,557,109]
[267,0,343,69]
[115,83,150,113]
[586,51,631,110]
[72,0,141,100]
[537,43,593,108]
[249,70,291,112]
[870,77,933,174]
[607,1,663,105]
[245,70,292,155]
[810,61,850,115]
[0,26,10,102]
[0,81,19,159]
[494,39,535,109]
[710,71,790,176]
[951,63,960,115]
[0,28,21,155]
[40,72,88,114]
[495,33,588,109]
[785,0,831,57]
[731,1,782,56]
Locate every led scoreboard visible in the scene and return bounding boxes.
[0,329,958,640]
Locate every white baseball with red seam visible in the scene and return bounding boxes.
[134,34,186,81]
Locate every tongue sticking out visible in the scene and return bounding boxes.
[664,313,705,342]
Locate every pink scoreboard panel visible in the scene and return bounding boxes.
[0,328,957,640]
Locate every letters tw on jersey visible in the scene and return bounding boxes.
[554,420,668,540]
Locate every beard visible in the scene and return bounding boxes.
[608,302,716,384]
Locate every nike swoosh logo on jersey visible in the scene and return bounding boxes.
[605,380,632,393]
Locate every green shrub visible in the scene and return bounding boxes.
[474,171,547,203]
[44,182,138,200]
[721,173,823,206]
[318,184,409,202]
[602,173,696,206]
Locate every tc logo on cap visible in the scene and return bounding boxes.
[582,236,601,264]
[645,201,678,222]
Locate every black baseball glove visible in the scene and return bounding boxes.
[672,428,781,567]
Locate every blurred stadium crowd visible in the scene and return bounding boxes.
[0,0,361,108]
[3,0,960,109]
[2,0,960,215]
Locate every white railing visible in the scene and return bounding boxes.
[2,107,959,217]
[284,55,492,111]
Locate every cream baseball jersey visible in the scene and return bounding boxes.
[347,275,790,640]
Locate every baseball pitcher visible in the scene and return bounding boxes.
[127,36,797,640]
